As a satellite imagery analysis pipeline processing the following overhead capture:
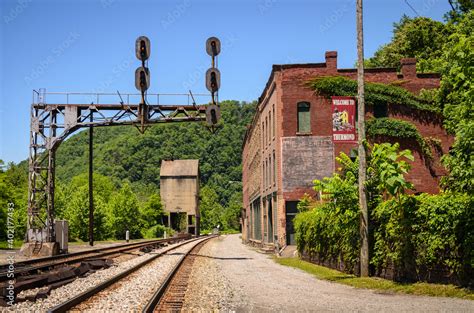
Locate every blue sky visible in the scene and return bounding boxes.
[0,0,451,164]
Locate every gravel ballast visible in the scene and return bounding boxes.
[1,239,200,312]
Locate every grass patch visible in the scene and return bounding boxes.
[0,239,23,249]
[274,257,474,300]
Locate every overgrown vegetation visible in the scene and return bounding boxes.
[0,101,255,242]
[295,145,473,285]
[306,76,438,113]
[366,118,432,160]
[363,6,474,193]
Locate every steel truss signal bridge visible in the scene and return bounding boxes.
[27,91,213,244]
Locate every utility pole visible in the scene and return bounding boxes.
[357,0,369,277]
[89,112,94,246]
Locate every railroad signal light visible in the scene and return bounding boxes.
[205,68,220,93]
[206,105,220,126]
[135,36,151,61]
[206,37,221,57]
[135,66,150,92]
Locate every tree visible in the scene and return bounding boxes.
[0,162,28,240]
[199,185,224,231]
[61,185,89,241]
[223,192,242,230]
[438,11,474,193]
[108,183,142,239]
[56,173,115,241]
[140,194,166,230]
[365,16,452,73]
[446,0,474,22]
[0,163,9,240]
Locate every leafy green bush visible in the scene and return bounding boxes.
[294,142,473,284]
[371,192,473,283]
[413,193,473,280]
[371,195,418,275]
[142,224,172,239]
[295,167,360,272]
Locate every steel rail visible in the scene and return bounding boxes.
[0,236,190,281]
[47,236,210,313]
[142,235,214,313]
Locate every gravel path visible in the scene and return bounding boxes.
[183,234,474,313]
[0,239,193,312]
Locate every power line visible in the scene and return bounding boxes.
[404,0,420,16]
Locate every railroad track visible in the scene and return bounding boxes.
[46,235,214,312]
[0,235,194,306]
[0,235,191,282]
[143,238,209,312]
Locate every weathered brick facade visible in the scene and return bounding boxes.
[241,51,452,249]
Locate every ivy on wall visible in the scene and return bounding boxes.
[306,76,439,113]
[306,76,437,160]
[366,118,432,160]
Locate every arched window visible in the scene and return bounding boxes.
[297,102,311,133]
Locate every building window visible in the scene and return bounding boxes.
[350,148,358,162]
[268,157,270,187]
[268,113,271,144]
[268,157,271,187]
[297,102,311,133]
[265,116,268,145]
[263,162,265,189]
[266,158,269,188]
[272,104,275,138]
[273,151,276,185]
[374,104,388,118]
[262,122,265,146]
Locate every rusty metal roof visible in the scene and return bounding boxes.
[160,159,199,177]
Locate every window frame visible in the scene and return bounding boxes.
[297,101,311,134]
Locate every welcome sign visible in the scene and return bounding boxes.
[331,96,357,142]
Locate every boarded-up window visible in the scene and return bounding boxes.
[297,102,311,133]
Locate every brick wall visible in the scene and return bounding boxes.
[242,51,451,247]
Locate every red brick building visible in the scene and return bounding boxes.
[241,51,452,249]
